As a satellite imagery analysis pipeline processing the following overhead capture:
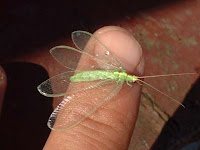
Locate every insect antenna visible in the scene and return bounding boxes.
[136,79,185,108]
[137,72,197,79]
[136,72,198,107]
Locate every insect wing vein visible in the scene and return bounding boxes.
[37,71,79,97]
[72,31,123,71]
[49,31,123,72]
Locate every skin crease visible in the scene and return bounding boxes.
[43,26,145,150]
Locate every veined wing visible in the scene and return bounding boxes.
[37,71,75,97]
[72,31,124,71]
[47,80,123,130]
[37,71,112,97]
[50,46,81,71]
[72,30,123,71]
[38,30,125,98]
[50,31,124,72]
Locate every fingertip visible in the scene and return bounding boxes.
[92,26,144,143]
[93,26,144,134]
[93,26,144,74]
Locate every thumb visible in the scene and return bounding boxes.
[44,26,144,150]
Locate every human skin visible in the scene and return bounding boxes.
[44,26,144,150]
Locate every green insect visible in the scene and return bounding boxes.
[37,31,196,131]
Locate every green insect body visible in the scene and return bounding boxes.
[37,30,196,131]
[70,70,138,83]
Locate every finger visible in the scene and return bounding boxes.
[44,26,144,150]
[0,66,7,115]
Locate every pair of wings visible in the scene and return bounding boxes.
[37,31,126,131]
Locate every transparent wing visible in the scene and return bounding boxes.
[37,71,110,97]
[47,80,123,131]
[50,31,124,72]
[39,31,124,97]
[37,71,75,97]
[50,46,81,71]
[72,30,123,71]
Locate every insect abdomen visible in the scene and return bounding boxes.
[70,70,117,82]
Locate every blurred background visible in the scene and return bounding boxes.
[0,0,199,149]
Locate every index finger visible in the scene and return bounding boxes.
[44,26,144,150]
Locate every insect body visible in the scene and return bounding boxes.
[70,70,137,83]
[37,30,196,131]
